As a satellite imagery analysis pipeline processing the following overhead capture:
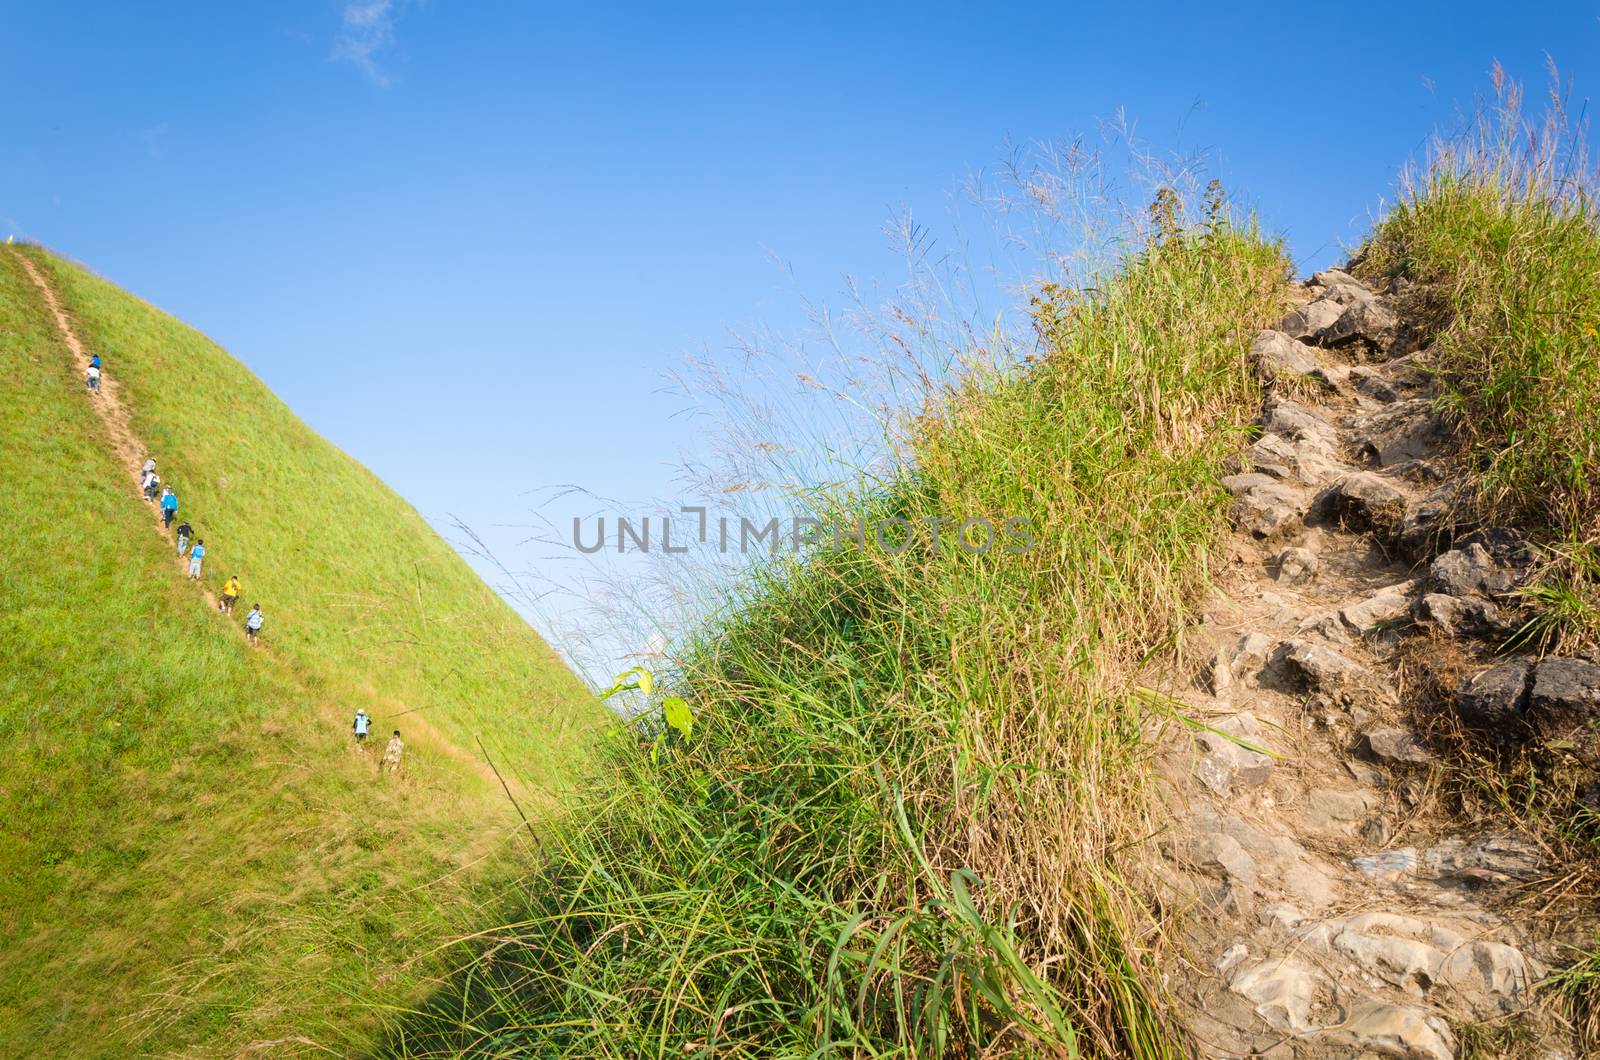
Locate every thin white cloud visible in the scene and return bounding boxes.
[332,0,398,86]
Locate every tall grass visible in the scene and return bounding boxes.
[1356,66,1600,647]
[386,192,1287,1056]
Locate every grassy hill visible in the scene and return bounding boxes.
[0,245,601,1056]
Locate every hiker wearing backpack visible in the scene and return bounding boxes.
[159,486,178,529]
[143,472,161,502]
[187,539,206,579]
[352,708,371,748]
[175,520,193,555]
[244,604,264,645]
[219,575,241,614]
[86,363,100,393]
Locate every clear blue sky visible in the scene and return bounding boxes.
[4,2,1596,666]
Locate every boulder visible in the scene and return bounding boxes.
[1314,473,1407,534]
[1260,399,1338,445]
[1361,726,1434,765]
[1312,267,1362,289]
[1276,546,1319,583]
[1421,833,1543,886]
[1349,400,1447,467]
[1278,298,1345,341]
[1278,640,1365,692]
[1228,631,1276,687]
[1454,660,1533,733]
[1325,1000,1453,1060]
[1248,431,1339,486]
[1251,329,1320,378]
[1229,481,1310,539]
[1526,657,1600,749]
[1411,592,1509,639]
[1339,581,1415,635]
[1429,542,1514,598]
[1320,299,1399,348]
[1319,282,1377,307]
[1456,526,1536,585]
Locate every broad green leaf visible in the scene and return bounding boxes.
[662,695,693,740]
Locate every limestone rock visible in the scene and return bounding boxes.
[1325,1000,1453,1060]
[1429,542,1514,598]
[1454,660,1533,734]
[1226,957,1322,1033]
[1261,399,1338,445]
[1229,480,1309,539]
[1302,787,1379,836]
[1304,911,1538,1017]
[1527,657,1600,751]
[1320,298,1399,348]
[1361,726,1434,765]
[1422,833,1544,886]
[1278,298,1344,341]
[1195,712,1275,795]
[1312,267,1363,289]
[1278,640,1365,692]
[1276,546,1318,583]
[1228,631,1275,687]
[1314,472,1407,534]
[1411,592,1509,639]
[1340,581,1415,635]
[1251,329,1320,378]
[1350,400,1447,467]
[1184,832,1257,886]
[1248,431,1339,486]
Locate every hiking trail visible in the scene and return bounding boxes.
[1154,269,1584,1057]
[10,246,223,612]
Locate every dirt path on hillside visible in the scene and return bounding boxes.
[10,246,223,612]
[12,245,523,804]
[1152,271,1579,1056]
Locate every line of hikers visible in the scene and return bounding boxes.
[86,353,391,768]
[139,453,264,644]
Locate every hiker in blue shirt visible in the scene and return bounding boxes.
[159,486,179,529]
[352,708,371,748]
[244,604,264,645]
[187,539,206,579]
[90,354,101,369]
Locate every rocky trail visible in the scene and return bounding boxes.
[1155,269,1597,1057]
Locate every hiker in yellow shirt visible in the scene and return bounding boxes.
[219,575,241,614]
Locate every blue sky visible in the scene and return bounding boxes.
[4,2,1597,668]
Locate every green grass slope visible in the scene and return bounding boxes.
[0,247,601,1056]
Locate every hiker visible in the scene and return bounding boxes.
[90,353,101,370]
[352,708,371,748]
[219,575,240,614]
[187,539,205,579]
[380,730,404,775]
[175,520,193,555]
[86,363,100,393]
[141,458,155,476]
[159,486,178,528]
[143,472,161,502]
[244,603,263,644]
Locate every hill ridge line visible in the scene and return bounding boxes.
[10,246,225,611]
